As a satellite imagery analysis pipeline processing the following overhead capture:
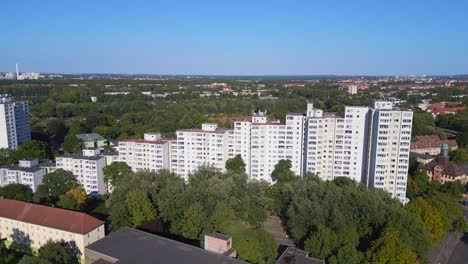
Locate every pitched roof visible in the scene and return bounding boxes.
[86,227,246,264]
[421,157,465,177]
[411,135,458,150]
[0,199,104,234]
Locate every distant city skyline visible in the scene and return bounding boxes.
[2,0,468,75]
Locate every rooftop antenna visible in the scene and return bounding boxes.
[16,63,19,79]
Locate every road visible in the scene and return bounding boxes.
[429,204,468,264]
[447,233,468,264]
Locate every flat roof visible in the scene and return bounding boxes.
[0,199,104,234]
[206,232,231,241]
[59,153,104,161]
[76,133,105,142]
[0,165,43,173]
[275,247,324,264]
[86,227,247,264]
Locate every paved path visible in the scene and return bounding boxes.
[447,233,468,264]
[263,215,295,247]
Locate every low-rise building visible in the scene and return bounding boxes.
[421,144,467,184]
[76,133,109,149]
[411,135,458,155]
[85,227,246,264]
[0,159,45,192]
[0,198,105,259]
[276,247,325,264]
[56,149,107,194]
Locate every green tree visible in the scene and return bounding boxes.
[33,184,52,204]
[180,202,209,240]
[0,184,33,202]
[0,239,17,264]
[271,159,296,183]
[126,191,157,227]
[39,169,79,203]
[211,202,237,230]
[16,140,54,160]
[225,154,246,174]
[103,162,132,189]
[366,226,419,264]
[450,148,468,164]
[406,170,429,199]
[405,197,448,246]
[0,148,18,166]
[109,202,131,232]
[412,112,435,136]
[62,134,82,153]
[57,188,88,211]
[223,222,277,264]
[34,240,79,264]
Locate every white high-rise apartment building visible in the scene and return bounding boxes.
[56,149,107,194]
[171,123,232,180]
[117,133,172,172]
[111,101,412,202]
[0,159,45,192]
[0,95,31,149]
[232,111,305,182]
[304,104,369,183]
[366,101,413,202]
[348,85,358,95]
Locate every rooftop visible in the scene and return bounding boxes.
[76,133,106,142]
[206,232,231,241]
[0,199,104,234]
[421,157,465,177]
[275,247,325,264]
[86,227,247,264]
[59,153,104,161]
[177,128,232,134]
[0,164,44,173]
[120,138,173,145]
[411,135,458,150]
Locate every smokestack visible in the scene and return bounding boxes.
[16,63,19,79]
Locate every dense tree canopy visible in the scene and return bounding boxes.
[0,184,33,202]
[108,168,276,263]
[103,162,132,189]
[57,188,88,211]
[15,140,55,160]
[278,175,431,263]
[225,154,246,174]
[35,169,79,204]
[32,240,79,264]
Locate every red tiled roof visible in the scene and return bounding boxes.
[426,102,466,114]
[0,199,104,234]
[411,135,458,150]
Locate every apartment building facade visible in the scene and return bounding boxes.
[304,105,370,183]
[112,101,412,201]
[0,95,31,149]
[171,124,231,180]
[56,149,107,194]
[366,101,413,202]
[0,199,104,259]
[117,133,172,172]
[0,159,45,192]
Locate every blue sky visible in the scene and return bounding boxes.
[1,0,467,75]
